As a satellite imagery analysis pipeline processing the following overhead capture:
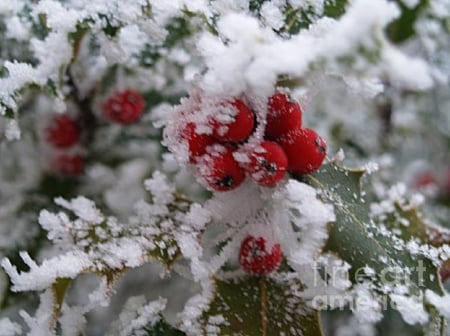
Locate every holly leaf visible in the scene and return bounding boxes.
[386,0,428,43]
[199,276,323,336]
[305,163,444,295]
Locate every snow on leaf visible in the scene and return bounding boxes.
[304,162,447,326]
[1,251,92,292]
[194,276,323,336]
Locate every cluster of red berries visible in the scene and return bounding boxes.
[180,91,327,192]
[102,89,145,124]
[42,89,145,177]
[44,114,84,176]
[239,235,282,276]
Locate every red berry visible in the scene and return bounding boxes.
[247,141,288,187]
[212,99,254,143]
[265,92,302,140]
[443,169,450,195]
[414,171,436,189]
[239,235,282,275]
[53,154,84,176]
[200,147,245,191]
[181,123,215,163]
[279,128,327,174]
[45,115,79,148]
[102,89,145,124]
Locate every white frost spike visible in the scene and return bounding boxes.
[184,203,211,231]
[351,283,383,323]
[19,289,56,336]
[86,276,114,310]
[59,305,86,336]
[38,210,71,242]
[390,293,429,325]
[179,279,214,336]
[274,180,335,270]
[425,290,450,318]
[1,251,92,292]
[205,181,265,224]
[110,296,167,336]
[144,171,175,205]
[5,119,21,140]
[54,196,104,225]
[0,318,22,336]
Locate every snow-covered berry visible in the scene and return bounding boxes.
[45,115,79,149]
[181,122,215,163]
[265,92,302,140]
[212,99,255,143]
[239,235,282,275]
[102,89,145,124]
[279,128,327,174]
[247,141,288,187]
[200,147,245,191]
[52,153,84,176]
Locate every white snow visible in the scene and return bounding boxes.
[390,293,429,325]
[111,296,166,336]
[2,251,93,292]
[0,319,22,336]
[425,290,450,318]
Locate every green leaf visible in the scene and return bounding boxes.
[199,277,323,336]
[145,316,186,336]
[51,277,71,324]
[305,163,444,294]
[386,0,428,43]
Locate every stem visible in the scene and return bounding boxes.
[50,278,71,330]
[260,277,268,336]
[66,68,98,145]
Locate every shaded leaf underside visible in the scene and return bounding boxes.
[201,276,322,336]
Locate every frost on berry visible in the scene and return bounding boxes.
[44,114,79,148]
[181,122,215,163]
[102,89,145,124]
[239,235,282,275]
[197,146,245,192]
[211,98,255,143]
[246,141,288,187]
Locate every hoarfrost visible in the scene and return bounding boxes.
[351,284,383,323]
[390,293,429,325]
[109,296,166,336]
[5,120,21,140]
[19,290,56,336]
[1,251,92,292]
[425,290,450,318]
[54,196,104,225]
[59,305,86,336]
[0,319,22,336]
[275,180,335,270]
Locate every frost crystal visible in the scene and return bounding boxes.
[0,318,22,336]
[390,293,429,325]
[110,296,167,336]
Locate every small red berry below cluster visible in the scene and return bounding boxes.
[178,91,327,192]
[52,153,84,177]
[44,114,84,177]
[45,115,80,149]
[238,235,282,275]
[102,89,145,124]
